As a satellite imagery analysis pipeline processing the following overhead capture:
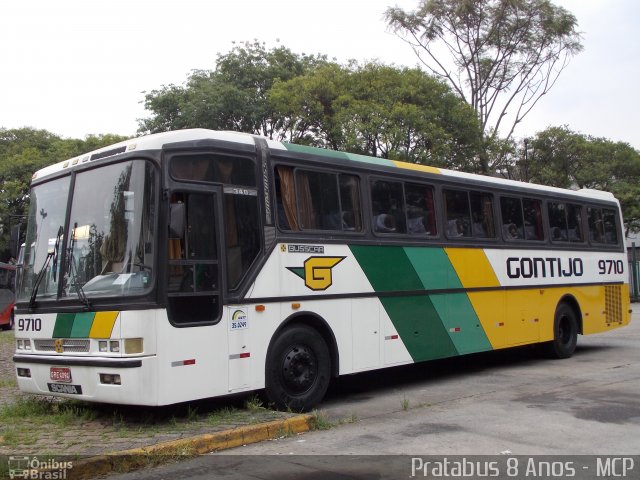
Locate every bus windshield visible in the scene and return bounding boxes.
[17,160,157,303]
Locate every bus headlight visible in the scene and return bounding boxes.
[124,338,143,354]
[109,340,120,353]
[99,341,108,353]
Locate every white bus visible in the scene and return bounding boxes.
[14,129,631,410]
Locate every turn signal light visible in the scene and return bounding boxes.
[124,338,143,354]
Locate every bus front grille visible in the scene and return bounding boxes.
[34,339,90,353]
[604,285,623,324]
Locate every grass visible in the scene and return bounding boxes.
[0,332,14,346]
[401,396,410,411]
[0,393,290,454]
[244,395,264,411]
[310,410,333,431]
[0,378,16,388]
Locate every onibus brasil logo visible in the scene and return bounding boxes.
[287,256,345,291]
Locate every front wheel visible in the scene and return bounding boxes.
[265,324,331,412]
[542,303,578,359]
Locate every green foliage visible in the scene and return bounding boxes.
[0,128,128,260]
[386,0,583,172]
[139,40,329,137]
[525,126,640,233]
[140,42,484,171]
[270,62,483,170]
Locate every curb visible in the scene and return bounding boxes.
[68,414,315,479]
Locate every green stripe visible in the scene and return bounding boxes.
[282,143,396,167]
[404,247,462,290]
[350,245,423,292]
[53,313,75,338]
[350,245,492,361]
[430,294,492,354]
[381,295,457,361]
[350,245,456,361]
[404,247,492,353]
[70,312,95,338]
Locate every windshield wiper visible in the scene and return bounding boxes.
[68,253,91,310]
[67,222,91,310]
[29,226,63,310]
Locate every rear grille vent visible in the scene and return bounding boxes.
[604,285,623,324]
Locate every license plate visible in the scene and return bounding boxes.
[47,383,83,395]
[50,367,72,383]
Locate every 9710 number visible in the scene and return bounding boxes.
[598,259,624,275]
[18,318,42,331]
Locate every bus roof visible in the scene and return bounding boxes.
[31,129,617,204]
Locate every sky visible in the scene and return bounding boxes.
[1,0,639,149]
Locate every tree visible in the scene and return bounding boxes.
[0,128,128,260]
[386,0,583,173]
[525,126,640,234]
[270,62,484,170]
[141,42,484,171]
[139,41,328,137]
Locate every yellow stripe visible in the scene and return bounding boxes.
[445,248,500,288]
[392,160,440,175]
[89,311,119,338]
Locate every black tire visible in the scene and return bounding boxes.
[542,303,578,359]
[265,324,331,412]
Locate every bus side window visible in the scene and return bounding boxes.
[523,198,544,240]
[371,180,406,234]
[296,170,341,230]
[224,191,260,290]
[549,202,584,243]
[602,208,619,244]
[500,196,525,240]
[588,207,618,245]
[567,203,584,242]
[339,175,363,231]
[470,192,495,238]
[405,183,437,236]
[443,189,471,238]
[548,202,568,241]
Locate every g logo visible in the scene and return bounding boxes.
[304,257,345,290]
[287,256,345,291]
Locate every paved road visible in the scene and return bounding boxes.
[110,307,640,479]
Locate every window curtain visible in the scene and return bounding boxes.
[276,166,299,231]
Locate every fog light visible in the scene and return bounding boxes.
[100,373,121,385]
[109,341,120,353]
[99,341,108,352]
[17,368,31,378]
[124,338,143,354]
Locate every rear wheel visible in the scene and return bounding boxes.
[265,324,331,412]
[542,303,578,359]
